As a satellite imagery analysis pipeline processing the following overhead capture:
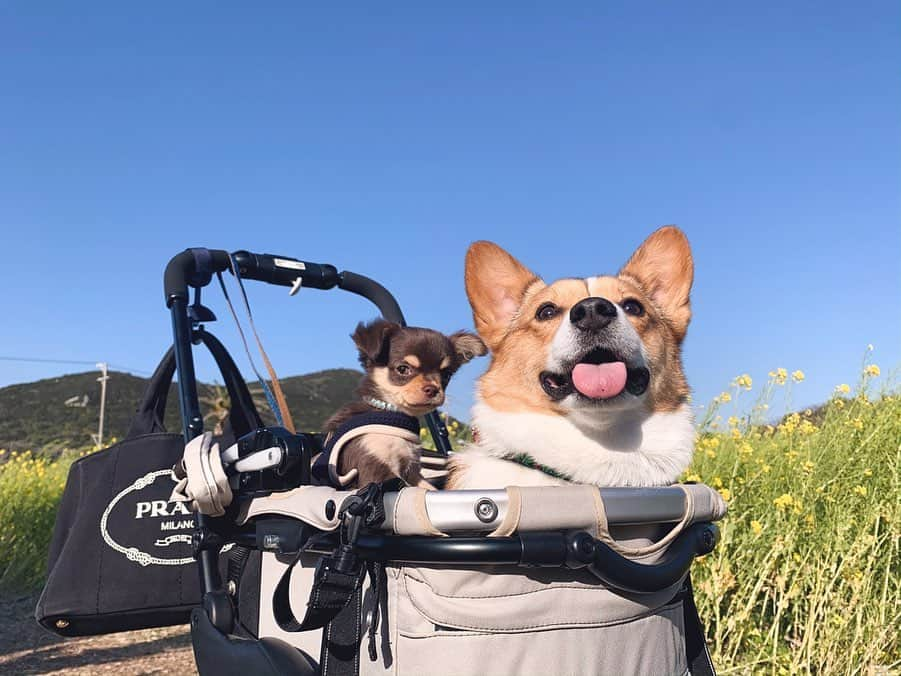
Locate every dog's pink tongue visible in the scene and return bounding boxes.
[571,362,628,399]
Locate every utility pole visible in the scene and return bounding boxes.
[93,362,109,448]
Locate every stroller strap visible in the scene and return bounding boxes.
[682,574,716,676]
[217,259,296,433]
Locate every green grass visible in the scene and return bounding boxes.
[688,363,899,674]
[0,448,79,591]
[1,362,897,674]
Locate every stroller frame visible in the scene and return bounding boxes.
[164,248,721,675]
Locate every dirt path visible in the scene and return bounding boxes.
[0,595,196,675]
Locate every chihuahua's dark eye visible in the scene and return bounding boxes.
[535,302,560,321]
[622,299,644,317]
[396,363,412,376]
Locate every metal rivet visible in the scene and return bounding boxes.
[55,619,70,629]
[227,580,237,596]
[474,498,499,524]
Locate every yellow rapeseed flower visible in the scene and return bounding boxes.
[773,494,794,511]
[864,364,880,377]
[711,476,723,489]
[727,416,739,428]
[801,460,815,473]
[733,374,753,390]
[834,398,845,409]
[685,473,702,483]
[863,468,872,477]
[798,420,816,436]
[718,487,732,501]
[769,368,788,385]
[853,485,867,497]
[835,383,851,394]
[717,392,732,403]
[791,370,805,382]
[731,428,742,440]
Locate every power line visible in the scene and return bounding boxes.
[0,356,151,375]
[0,356,98,366]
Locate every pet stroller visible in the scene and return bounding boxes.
[163,248,726,676]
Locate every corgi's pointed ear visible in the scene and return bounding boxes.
[352,319,400,367]
[465,241,541,351]
[449,331,488,364]
[619,226,694,341]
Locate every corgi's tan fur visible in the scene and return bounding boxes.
[447,226,695,489]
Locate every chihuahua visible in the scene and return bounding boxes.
[315,319,486,489]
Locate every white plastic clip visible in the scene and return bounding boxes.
[289,277,303,296]
[233,447,284,473]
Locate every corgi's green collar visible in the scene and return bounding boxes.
[503,452,572,482]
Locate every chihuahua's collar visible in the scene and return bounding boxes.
[364,396,400,413]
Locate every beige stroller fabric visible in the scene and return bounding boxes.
[245,483,725,676]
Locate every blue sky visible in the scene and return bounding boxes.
[1,3,898,424]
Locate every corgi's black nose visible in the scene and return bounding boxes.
[570,297,617,331]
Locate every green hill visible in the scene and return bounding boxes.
[0,368,362,453]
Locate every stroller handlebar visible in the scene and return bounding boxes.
[163,247,406,325]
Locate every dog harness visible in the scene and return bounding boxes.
[312,409,421,487]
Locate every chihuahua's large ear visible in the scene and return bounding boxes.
[449,331,488,364]
[619,225,693,342]
[352,319,399,367]
[465,241,541,351]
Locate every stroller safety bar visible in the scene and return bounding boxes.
[303,523,719,594]
[237,483,726,594]
[242,483,727,535]
[396,485,691,530]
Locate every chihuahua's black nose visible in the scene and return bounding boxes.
[570,297,617,331]
[422,383,440,399]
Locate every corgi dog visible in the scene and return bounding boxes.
[446,226,695,489]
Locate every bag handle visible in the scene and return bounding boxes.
[127,330,263,440]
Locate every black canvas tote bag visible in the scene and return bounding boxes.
[35,330,263,636]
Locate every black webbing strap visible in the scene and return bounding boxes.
[271,484,389,676]
[272,555,363,634]
[682,574,716,675]
[319,584,363,676]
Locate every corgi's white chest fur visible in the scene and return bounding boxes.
[452,400,694,489]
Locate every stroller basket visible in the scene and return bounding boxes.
[162,249,726,676]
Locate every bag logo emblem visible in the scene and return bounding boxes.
[100,470,231,567]
[154,534,193,547]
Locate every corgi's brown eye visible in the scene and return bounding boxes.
[535,302,560,321]
[396,363,412,376]
[622,299,644,317]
